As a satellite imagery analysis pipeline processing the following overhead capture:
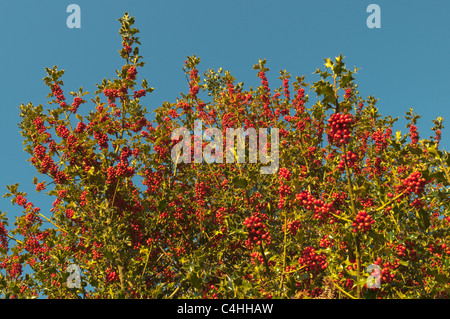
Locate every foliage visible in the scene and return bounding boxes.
[0,13,449,299]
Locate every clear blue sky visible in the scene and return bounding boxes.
[1,0,450,220]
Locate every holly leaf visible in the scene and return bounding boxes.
[368,229,385,244]
[386,231,396,243]
[416,208,430,231]
[231,176,248,188]
[429,171,447,184]
[324,58,333,69]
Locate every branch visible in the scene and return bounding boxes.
[333,280,357,299]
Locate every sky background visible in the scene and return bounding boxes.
[1,0,449,229]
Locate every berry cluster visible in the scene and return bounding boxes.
[15,195,28,207]
[33,117,46,134]
[295,191,336,224]
[360,196,375,209]
[287,220,302,236]
[374,257,396,284]
[105,267,119,283]
[129,117,147,133]
[74,121,86,134]
[202,283,219,299]
[106,162,135,185]
[65,208,75,219]
[195,181,210,207]
[283,78,290,100]
[344,88,352,99]
[94,131,109,149]
[278,167,292,181]
[427,240,450,257]
[327,112,354,146]
[298,246,328,274]
[243,215,271,248]
[189,68,200,99]
[351,210,375,234]
[410,197,424,209]
[32,143,68,184]
[52,84,65,104]
[24,209,42,230]
[0,222,8,250]
[365,156,385,178]
[133,89,146,99]
[285,265,296,274]
[105,83,128,102]
[56,124,70,139]
[92,243,103,261]
[24,236,40,254]
[293,88,305,113]
[126,66,137,80]
[395,244,407,258]
[319,235,333,249]
[259,71,270,93]
[337,150,358,172]
[277,184,292,209]
[122,38,132,55]
[435,129,442,145]
[80,191,88,207]
[250,251,265,265]
[409,125,419,145]
[371,128,391,153]
[103,88,121,100]
[358,102,364,112]
[258,71,273,119]
[396,171,427,196]
[129,219,143,249]
[3,256,23,278]
[71,97,84,113]
[34,178,46,195]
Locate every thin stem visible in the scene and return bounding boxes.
[38,213,69,235]
[375,190,406,213]
[279,209,288,291]
[141,244,153,278]
[333,280,357,299]
[437,155,450,183]
[7,234,23,245]
[258,241,271,277]
[117,264,125,290]
[63,109,74,135]
[342,144,357,216]
[328,210,352,223]
[168,286,180,299]
[353,234,362,299]
[341,143,361,298]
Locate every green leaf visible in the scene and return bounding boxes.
[231,177,248,188]
[443,259,450,269]
[430,270,450,285]
[158,199,167,211]
[406,233,418,241]
[427,145,440,159]
[429,171,447,184]
[398,260,409,267]
[416,208,430,230]
[368,230,385,244]
[386,231,396,243]
[87,166,95,175]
